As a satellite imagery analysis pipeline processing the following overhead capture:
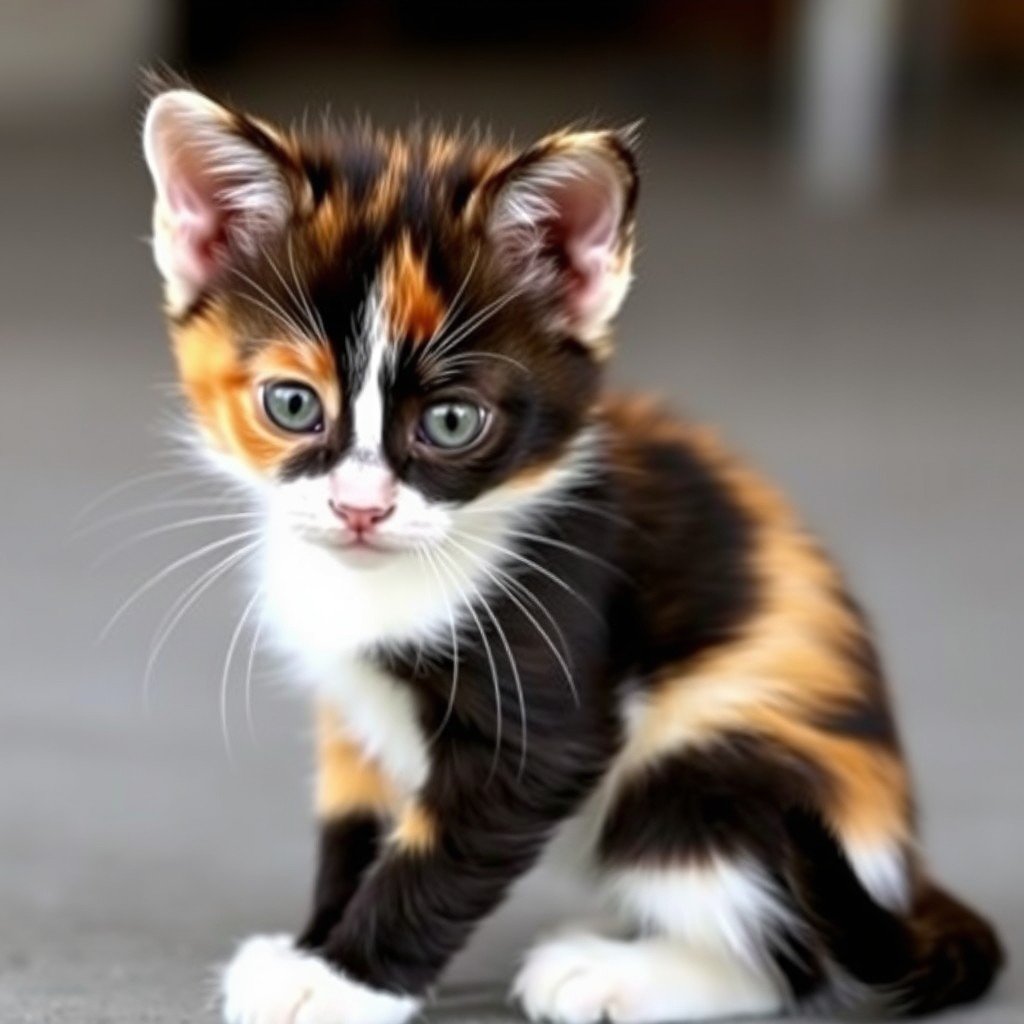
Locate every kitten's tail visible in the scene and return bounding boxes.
[787,811,1005,1016]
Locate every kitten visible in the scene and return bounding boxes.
[141,85,1002,1024]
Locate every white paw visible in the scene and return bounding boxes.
[513,933,639,1024]
[221,933,420,1024]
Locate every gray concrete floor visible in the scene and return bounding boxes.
[1,66,1022,1023]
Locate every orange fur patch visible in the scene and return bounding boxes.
[172,306,338,475]
[381,234,445,343]
[390,802,439,853]
[315,704,397,819]
[606,398,912,851]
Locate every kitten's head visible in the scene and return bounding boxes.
[142,87,637,568]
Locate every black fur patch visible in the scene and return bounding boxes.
[297,814,381,950]
[597,732,828,867]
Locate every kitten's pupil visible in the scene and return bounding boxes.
[420,400,486,450]
[263,380,323,433]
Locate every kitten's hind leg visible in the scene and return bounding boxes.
[513,929,783,1024]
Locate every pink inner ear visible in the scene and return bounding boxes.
[557,173,621,313]
[520,160,623,325]
[165,167,228,290]
[145,91,290,303]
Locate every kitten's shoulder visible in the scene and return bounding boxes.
[595,391,793,528]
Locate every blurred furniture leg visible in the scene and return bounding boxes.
[798,0,898,203]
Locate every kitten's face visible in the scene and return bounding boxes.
[144,89,636,568]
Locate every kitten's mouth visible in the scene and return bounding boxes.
[297,523,409,560]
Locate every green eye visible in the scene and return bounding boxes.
[263,380,323,433]
[420,401,488,451]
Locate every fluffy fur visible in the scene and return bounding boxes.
[140,83,1003,1024]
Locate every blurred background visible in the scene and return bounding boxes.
[0,2,1021,1021]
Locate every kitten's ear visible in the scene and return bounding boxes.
[477,129,638,345]
[142,88,300,312]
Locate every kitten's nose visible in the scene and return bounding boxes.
[329,501,396,534]
[327,462,397,535]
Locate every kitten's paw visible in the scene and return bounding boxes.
[513,932,635,1024]
[221,933,419,1024]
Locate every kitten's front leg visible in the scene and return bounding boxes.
[224,733,595,1024]
[307,738,598,1003]
[297,706,396,947]
[223,705,408,1024]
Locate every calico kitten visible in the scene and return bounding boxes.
[141,86,1002,1024]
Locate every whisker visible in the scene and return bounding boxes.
[471,573,528,780]
[244,603,268,743]
[232,289,309,342]
[142,541,260,713]
[496,527,628,579]
[228,260,311,338]
[94,513,263,565]
[460,492,636,534]
[449,528,602,620]
[427,288,519,363]
[444,536,579,712]
[261,243,322,343]
[98,530,263,642]
[220,587,264,765]
[417,544,461,745]
[492,565,574,671]
[74,466,198,525]
[432,543,504,783]
[426,351,531,381]
[423,283,525,367]
[287,233,328,343]
[425,246,480,351]
[75,496,252,537]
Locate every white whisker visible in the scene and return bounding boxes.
[142,541,261,714]
[244,602,268,742]
[227,262,311,341]
[287,232,328,343]
[76,496,251,537]
[444,536,579,711]
[98,530,263,642]
[427,350,531,380]
[220,587,264,764]
[432,543,504,782]
[424,247,479,351]
[423,282,525,368]
[95,512,263,565]
[498,526,628,579]
[417,544,461,743]
[74,466,197,525]
[449,528,601,620]
[261,242,322,343]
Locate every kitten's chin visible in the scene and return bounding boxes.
[328,542,406,571]
[296,529,416,571]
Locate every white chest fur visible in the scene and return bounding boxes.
[256,435,599,796]
[259,522,447,794]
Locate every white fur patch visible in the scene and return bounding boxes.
[605,857,800,967]
[260,427,604,795]
[222,933,419,1024]
[351,288,390,455]
[845,840,910,912]
[514,929,783,1024]
[319,655,429,795]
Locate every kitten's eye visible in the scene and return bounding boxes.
[262,380,324,434]
[419,401,488,451]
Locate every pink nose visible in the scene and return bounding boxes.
[329,501,396,534]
